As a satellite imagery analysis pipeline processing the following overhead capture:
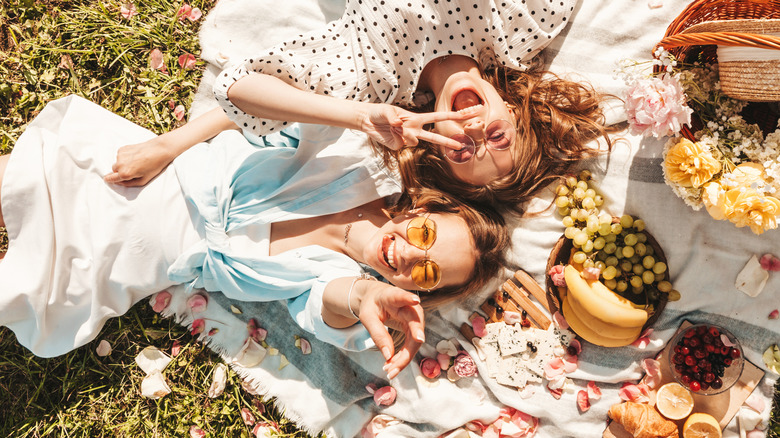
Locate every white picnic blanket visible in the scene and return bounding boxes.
[180,1,780,437]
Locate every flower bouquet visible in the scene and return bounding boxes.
[620,52,780,235]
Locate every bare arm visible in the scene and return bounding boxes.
[104,107,239,186]
[322,276,425,379]
[228,73,473,151]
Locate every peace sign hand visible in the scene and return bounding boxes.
[358,103,476,151]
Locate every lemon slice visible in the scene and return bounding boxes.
[655,382,694,420]
[683,413,722,438]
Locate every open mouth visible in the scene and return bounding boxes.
[382,235,397,270]
[451,88,484,112]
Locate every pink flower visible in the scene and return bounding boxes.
[631,328,654,349]
[641,358,662,389]
[149,49,167,73]
[577,390,590,413]
[770,309,779,320]
[171,340,181,357]
[373,386,397,406]
[760,253,780,271]
[173,104,186,121]
[167,99,176,110]
[420,357,441,378]
[553,311,569,330]
[452,351,478,377]
[544,357,566,380]
[247,318,268,342]
[189,426,206,438]
[176,4,193,20]
[187,8,202,21]
[624,75,692,138]
[150,290,171,313]
[587,381,602,400]
[472,315,487,337]
[120,2,138,19]
[548,264,566,287]
[436,353,451,370]
[619,382,650,403]
[191,318,205,336]
[178,53,197,70]
[252,422,279,438]
[547,385,563,400]
[187,293,208,313]
[240,407,256,426]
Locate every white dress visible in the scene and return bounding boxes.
[213,0,578,136]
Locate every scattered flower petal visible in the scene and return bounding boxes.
[96,340,112,357]
[562,354,579,373]
[230,305,243,314]
[739,407,764,431]
[447,366,462,382]
[361,414,402,438]
[546,373,567,390]
[241,407,256,426]
[721,333,737,348]
[420,357,442,379]
[149,48,166,72]
[268,347,279,356]
[190,318,205,336]
[472,315,487,337]
[365,383,377,394]
[436,339,459,356]
[577,390,590,412]
[517,385,536,399]
[176,4,193,20]
[178,53,197,70]
[233,338,267,368]
[548,264,566,287]
[242,379,260,395]
[141,371,171,399]
[278,354,289,370]
[436,352,451,370]
[567,338,582,355]
[452,351,478,377]
[187,7,202,21]
[544,357,566,380]
[207,363,228,398]
[769,309,779,320]
[189,425,206,438]
[759,253,780,271]
[299,338,312,354]
[252,422,279,438]
[173,104,186,121]
[631,328,654,349]
[736,255,769,297]
[171,340,181,357]
[150,290,172,313]
[641,358,662,389]
[120,2,138,19]
[547,385,563,400]
[373,386,397,406]
[587,381,602,400]
[503,310,523,325]
[58,55,74,70]
[762,344,780,375]
[581,267,601,281]
[647,0,663,8]
[553,311,569,330]
[745,392,766,414]
[187,293,208,313]
[208,328,219,336]
[135,346,172,374]
[619,382,650,403]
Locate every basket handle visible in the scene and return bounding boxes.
[655,31,780,54]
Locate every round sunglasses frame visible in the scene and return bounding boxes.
[443,119,516,165]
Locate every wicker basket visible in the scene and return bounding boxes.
[654,0,780,139]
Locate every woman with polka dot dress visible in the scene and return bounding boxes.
[107,0,614,213]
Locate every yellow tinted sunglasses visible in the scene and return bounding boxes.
[407,215,441,290]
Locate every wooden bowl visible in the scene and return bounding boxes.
[544,226,669,336]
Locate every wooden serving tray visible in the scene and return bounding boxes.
[603,321,765,437]
[460,270,551,340]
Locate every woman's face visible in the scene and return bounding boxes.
[432,71,517,185]
[362,212,477,291]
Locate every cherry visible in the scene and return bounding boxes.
[729,348,741,359]
[724,357,733,366]
[721,346,731,356]
[684,329,696,338]
[688,337,700,347]
[680,374,692,384]
[696,326,707,335]
[694,348,707,359]
[684,356,696,366]
[702,334,713,344]
[680,346,690,355]
[673,353,685,364]
[689,380,701,392]
[711,378,723,390]
[705,344,715,353]
[674,345,682,354]
[704,372,715,382]
[675,364,685,373]
[700,381,710,391]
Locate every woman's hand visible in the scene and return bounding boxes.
[358,104,477,151]
[358,281,425,379]
[103,137,175,187]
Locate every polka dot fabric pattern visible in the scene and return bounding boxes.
[213,0,576,136]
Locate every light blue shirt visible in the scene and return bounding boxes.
[169,124,401,350]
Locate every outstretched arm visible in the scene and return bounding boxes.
[228,73,474,151]
[321,276,425,379]
[104,107,238,187]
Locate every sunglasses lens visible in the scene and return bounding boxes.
[407,216,436,250]
[412,259,441,290]
[486,120,515,151]
[444,134,476,164]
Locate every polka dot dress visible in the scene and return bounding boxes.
[214,0,577,136]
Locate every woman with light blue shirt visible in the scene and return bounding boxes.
[0,96,507,378]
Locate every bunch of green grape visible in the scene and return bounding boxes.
[554,170,681,303]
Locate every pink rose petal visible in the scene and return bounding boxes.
[299,338,312,354]
[120,2,138,19]
[509,409,538,435]
[581,267,601,281]
[759,253,780,271]
[178,53,197,70]
[149,48,166,72]
[563,354,579,373]
[547,385,563,400]
[587,381,602,400]
[187,8,202,21]
[631,328,653,349]
[544,357,566,379]
[189,426,205,438]
[173,104,186,121]
[420,357,441,379]
[190,318,205,336]
[472,315,487,338]
[436,353,451,370]
[577,390,591,413]
[171,340,181,357]
[373,386,397,406]
[721,333,736,347]
[619,383,650,403]
[568,339,582,355]
[503,310,523,325]
[176,4,192,20]
[251,327,267,342]
[241,407,256,426]
[150,290,171,313]
[187,293,208,313]
[553,311,569,330]
[769,309,779,320]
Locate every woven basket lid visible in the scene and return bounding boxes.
[682,19,780,101]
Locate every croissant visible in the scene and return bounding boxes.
[608,402,679,438]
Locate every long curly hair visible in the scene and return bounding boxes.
[393,62,617,214]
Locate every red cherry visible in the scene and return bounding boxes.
[680,346,690,355]
[684,329,696,338]
[705,344,715,353]
[689,337,700,347]
[696,326,707,335]
[685,356,696,366]
[694,348,707,359]
[689,380,701,392]
[675,364,685,373]
[673,353,684,364]
[704,372,715,382]
[721,346,730,356]
[729,348,741,359]
[724,357,733,366]
[680,374,692,384]
[674,345,682,354]
[711,378,723,390]
[700,380,710,391]
[709,327,720,337]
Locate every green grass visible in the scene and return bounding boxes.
[0,1,777,437]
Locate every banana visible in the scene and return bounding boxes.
[562,296,641,347]
[563,265,649,327]
[564,287,648,338]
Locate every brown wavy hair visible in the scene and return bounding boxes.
[387,190,509,347]
[392,62,617,215]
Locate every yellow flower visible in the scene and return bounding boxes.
[725,162,765,189]
[664,138,721,188]
[701,181,726,220]
[721,188,780,234]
